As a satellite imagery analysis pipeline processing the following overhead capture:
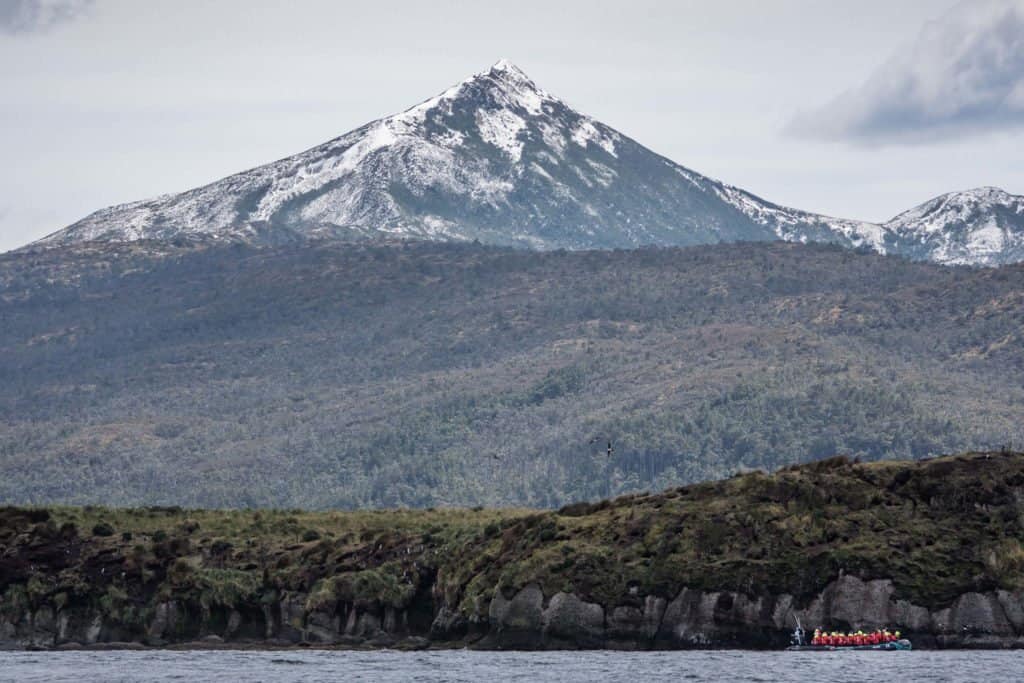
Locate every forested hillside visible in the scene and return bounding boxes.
[1,240,1022,508]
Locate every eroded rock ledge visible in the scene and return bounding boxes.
[4,575,1024,650]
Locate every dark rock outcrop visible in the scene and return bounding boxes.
[5,577,1024,650]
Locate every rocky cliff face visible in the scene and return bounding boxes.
[4,576,1024,650]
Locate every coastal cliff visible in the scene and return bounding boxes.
[3,452,1023,650]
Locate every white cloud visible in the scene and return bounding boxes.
[0,0,93,34]
[788,0,1024,145]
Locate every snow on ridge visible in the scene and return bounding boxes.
[884,186,1024,235]
[877,186,1024,265]
[711,181,888,251]
[475,59,558,117]
[254,122,397,220]
[571,120,618,157]
[388,80,468,133]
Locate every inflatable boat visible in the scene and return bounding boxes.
[786,639,912,651]
[786,624,911,651]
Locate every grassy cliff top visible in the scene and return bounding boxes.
[3,452,1023,622]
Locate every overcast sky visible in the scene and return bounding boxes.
[2,0,1023,252]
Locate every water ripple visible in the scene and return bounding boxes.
[1,649,1022,683]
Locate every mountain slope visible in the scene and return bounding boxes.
[35,60,884,253]
[1,240,1022,508]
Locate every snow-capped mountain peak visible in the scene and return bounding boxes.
[881,187,1024,265]
[30,62,1024,266]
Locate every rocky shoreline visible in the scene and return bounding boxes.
[4,453,1024,651]
[5,576,1024,651]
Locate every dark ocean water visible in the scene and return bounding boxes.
[1,649,1021,683]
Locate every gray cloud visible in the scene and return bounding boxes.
[788,0,1024,145]
[0,0,93,34]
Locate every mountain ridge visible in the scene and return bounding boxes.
[30,60,1024,265]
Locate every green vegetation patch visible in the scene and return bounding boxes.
[1,452,1022,636]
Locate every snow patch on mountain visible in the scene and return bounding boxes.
[571,120,618,157]
[476,108,527,161]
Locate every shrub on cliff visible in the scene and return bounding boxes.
[91,521,115,537]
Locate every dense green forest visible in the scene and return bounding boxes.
[0,239,1022,508]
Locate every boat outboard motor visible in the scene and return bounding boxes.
[791,620,805,647]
